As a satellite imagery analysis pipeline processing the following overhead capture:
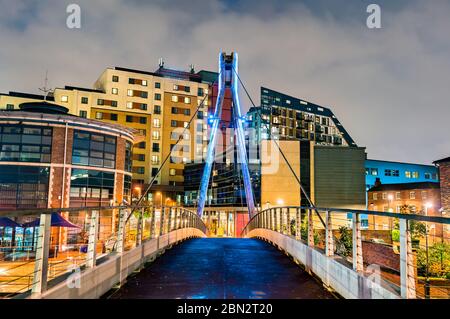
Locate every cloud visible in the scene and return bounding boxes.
[0,0,449,164]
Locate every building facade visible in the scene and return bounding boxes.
[433,157,450,215]
[0,102,140,210]
[0,65,210,204]
[365,159,438,190]
[367,182,442,240]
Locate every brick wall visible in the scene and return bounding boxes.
[362,241,400,272]
[439,162,450,213]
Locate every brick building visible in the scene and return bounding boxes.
[433,157,450,215]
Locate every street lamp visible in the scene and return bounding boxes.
[276,198,284,206]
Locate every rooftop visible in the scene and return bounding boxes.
[368,182,440,192]
[433,157,450,165]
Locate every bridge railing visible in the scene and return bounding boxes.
[242,206,450,299]
[0,205,206,298]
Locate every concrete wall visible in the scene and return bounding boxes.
[33,228,206,299]
[247,229,400,299]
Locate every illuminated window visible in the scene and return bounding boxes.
[409,191,415,199]
[142,80,147,86]
[373,193,378,200]
[152,131,160,140]
[172,95,179,102]
[382,193,387,200]
[396,192,401,200]
[173,84,179,91]
[169,168,176,176]
[95,112,103,120]
[371,168,378,176]
[153,119,161,128]
[111,88,118,95]
[127,89,133,97]
[412,171,419,178]
[61,96,68,103]
[405,171,411,178]
[184,97,191,104]
[112,75,119,82]
[126,102,133,109]
[421,191,427,199]
[151,155,159,164]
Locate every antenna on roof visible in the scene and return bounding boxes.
[158,58,164,68]
[38,70,53,101]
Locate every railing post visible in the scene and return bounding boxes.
[352,212,363,272]
[150,206,156,238]
[279,208,283,233]
[31,213,51,294]
[160,207,165,235]
[296,208,301,240]
[167,207,173,233]
[86,210,99,268]
[307,209,314,247]
[325,210,334,257]
[136,208,143,246]
[400,218,416,299]
[116,208,127,253]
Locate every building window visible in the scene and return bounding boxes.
[373,193,378,200]
[184,109,191,116]
[79,110,87,118]
[422,191,427,200]
[126,115,133,122]
[171,120,178,127]
[139,117,147,124]
[412,171,419,179]
[155,82,161,89]
[111,101,118,107]
[151,155,159,165]
[110,114,118,121]
[154,93,161,100]
[95,112,103,120]
[112,75,119,82]
[6,104,14,110]
[0,125,52,163]
[135,167,145,174]
[137,141,146,149]
[410,191,415,199]
[371,168,378,176]
[152,131,160,140]
[70,169,114,207]
[126,102,133,109]
[61,96,69,103]
[0,165,49,209]
[405,171,411,178]
[142,80,147,86]
[154,105,161,114]
[424,173,431,179]
[151,168,158,177]
[97,99,104,105]
[173,84,179,91]
[140,91,148,98]
[152,143,160,152]
[125,141,132,173]
[171,107,178,114]
[81,97,89,104]
[172,95,179,102]
[184,86,190,93]
[153,119,161,128]
[127,89,133,97]
[198,88,204,96]
[112,88,118,95]
[385,169,392,176]
[72,130,116,168]
[382,193,387,200]
[169,168,176,176]
[396,192,401,200]
[184,97,191,104]
[393,170,399,177]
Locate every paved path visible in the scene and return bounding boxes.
[106,238,335,299]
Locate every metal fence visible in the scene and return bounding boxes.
[242,206,450,299]
[0,205,206,298]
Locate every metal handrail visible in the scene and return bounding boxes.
[242,205,450,235]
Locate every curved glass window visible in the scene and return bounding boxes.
[72,130,116,168]
[69,169,115,207]
[0,125,52,162]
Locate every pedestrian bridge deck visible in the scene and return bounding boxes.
[105,238,335,299]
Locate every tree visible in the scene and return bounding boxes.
[391,205,427,242]
[335,226,353,257]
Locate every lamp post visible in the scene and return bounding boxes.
[424,202,433,299]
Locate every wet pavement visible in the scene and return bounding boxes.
[106,238,335,299]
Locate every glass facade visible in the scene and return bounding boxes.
[0,165,49,209]
[0,125,52,162]
[69,169,115,207]
[124,174,132,203]
[72,130,116,168]
[125,140,132,172]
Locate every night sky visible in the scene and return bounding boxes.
[0,0,449,164]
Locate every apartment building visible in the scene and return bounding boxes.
[0,65,210,204]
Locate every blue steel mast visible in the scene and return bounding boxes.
[197,52,256,218]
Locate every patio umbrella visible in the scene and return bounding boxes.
[0,217,21,228]
[22,212,80,228]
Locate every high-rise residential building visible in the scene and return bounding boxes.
[247,87,357,147]
[0,65,210,205]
